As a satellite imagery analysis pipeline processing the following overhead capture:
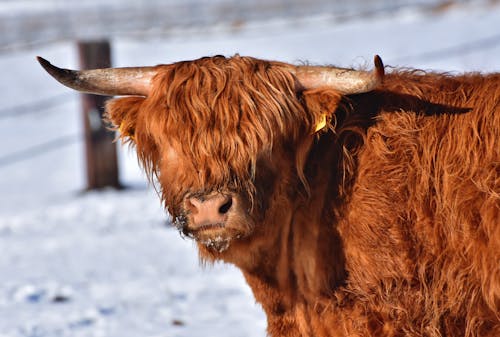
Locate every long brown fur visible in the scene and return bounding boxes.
[105,55,499,337]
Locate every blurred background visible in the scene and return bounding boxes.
[0,1,499,336]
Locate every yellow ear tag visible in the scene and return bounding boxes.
[314,114,327,133]
[119,123,135,141]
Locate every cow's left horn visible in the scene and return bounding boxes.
[36,56,156,96]
[294,55,384,94]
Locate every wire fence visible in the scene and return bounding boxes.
[0,134,82,168]
[391,33,500,64]
[0,91,80,168]
[0,92,75,120]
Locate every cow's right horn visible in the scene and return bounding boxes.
[294,55,384,94]
[36,56,156,97]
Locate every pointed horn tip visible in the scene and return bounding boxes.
[36,56,68,80]
[373,55,385,79]
[36,56,52,70]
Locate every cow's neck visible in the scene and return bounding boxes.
[238,133,351,335]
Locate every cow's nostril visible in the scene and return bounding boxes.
[218,197,233,215]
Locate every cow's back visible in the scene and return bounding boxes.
[337,72,499,336]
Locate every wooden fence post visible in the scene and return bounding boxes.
[78,40,121,190]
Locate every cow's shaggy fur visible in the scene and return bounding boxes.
[106,55,499,337]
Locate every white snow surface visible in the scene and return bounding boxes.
[0,2,499,336]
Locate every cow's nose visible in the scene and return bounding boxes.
[185,193,233,228]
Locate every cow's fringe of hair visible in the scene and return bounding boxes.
[105,55,338,210]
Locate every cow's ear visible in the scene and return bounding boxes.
[301,88,343,134]
[105,97,145,142]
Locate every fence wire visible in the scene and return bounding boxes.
[0,93,75,120]
[0,134,81,168]
[391,33,500,64]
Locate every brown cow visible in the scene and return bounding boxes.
[38,55,499,337]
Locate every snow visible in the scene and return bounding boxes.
[1,0,446,52]
[0,190,264,337]
[0,1,499,336]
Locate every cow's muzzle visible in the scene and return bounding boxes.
[173,191,252,253]
[183,193,233,231]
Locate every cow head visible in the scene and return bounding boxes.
[37,55,383,260]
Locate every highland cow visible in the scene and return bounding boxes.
[38,54,499,337]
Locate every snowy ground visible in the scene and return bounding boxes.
[0,2,499,336]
